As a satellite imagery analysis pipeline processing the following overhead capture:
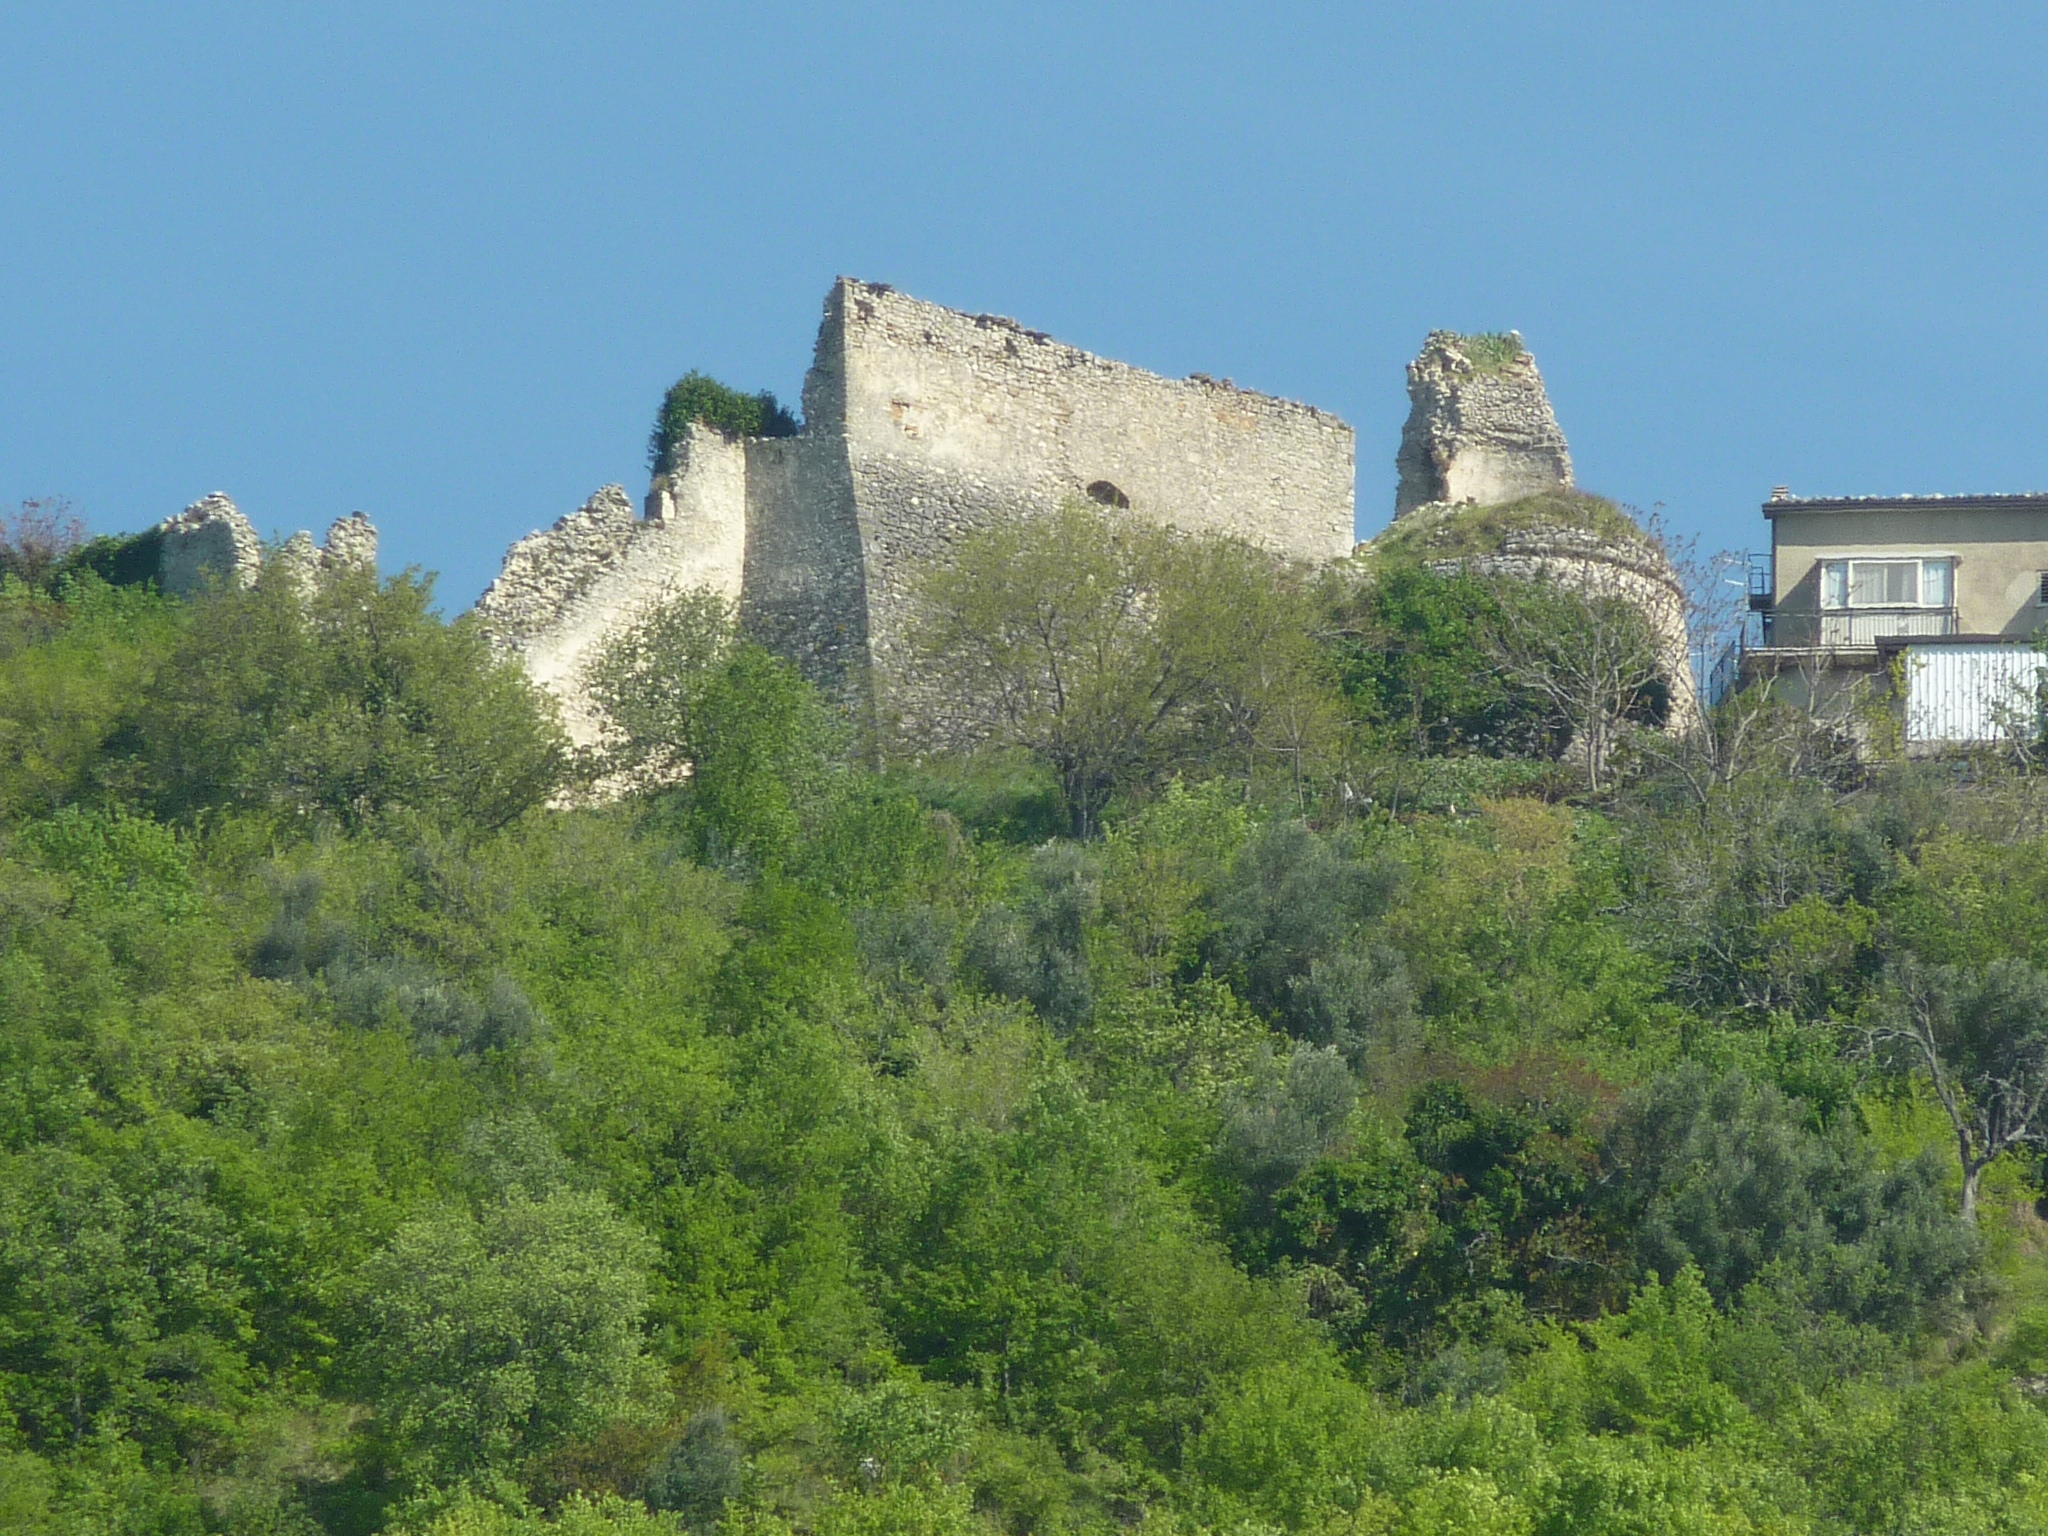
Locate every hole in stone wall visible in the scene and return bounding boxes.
[1085,480,1131,510]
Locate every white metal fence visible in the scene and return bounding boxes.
[1903,644,2048,744]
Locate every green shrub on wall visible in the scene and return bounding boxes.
[1458,331,1526,372]
[648,371,799,473]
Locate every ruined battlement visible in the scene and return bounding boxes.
[477,277,1359,747]
[155,494,377,598]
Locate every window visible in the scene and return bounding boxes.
[1850,560,1917,606]
[1820,557,1954,609]
[2038,572,2048,606]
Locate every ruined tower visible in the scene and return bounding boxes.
[1394,331,1573,516]
[155,494,379,598]
[1373,330,1698,733]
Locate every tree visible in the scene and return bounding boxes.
[963,841,1100,1029]
[1603,1065,1976,1326]
[1215,1045,1357,1198]
[1325,561,1555,759]
[0,497,88,589]
[1205,821,1411,1062]
[1481,578,1668,793]
[582,586,735,784]
[914,501,1331,837]
[349,1191,661,1485]
[1865,958,2048,1222]
[132,567,570,830]
[688,643,848,867]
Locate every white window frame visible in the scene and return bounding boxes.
[1818,554,1956,610]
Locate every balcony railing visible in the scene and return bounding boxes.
[1817,607,1958,647]
[1747,552,1774,611]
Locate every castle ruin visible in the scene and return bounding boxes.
[149,283,1698,761]
[1378,331,1698,732]
[156,493,377,598]
[475,278,1359,746]
[1394,331,1574,515]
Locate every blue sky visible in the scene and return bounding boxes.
[6,2,2048,606]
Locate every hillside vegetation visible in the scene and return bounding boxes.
[4,506,2048,1535]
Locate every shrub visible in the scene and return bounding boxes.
[1215,1044,1357,1197]
[963,843,1099,1029]
[1603,1066,1979,1333]
[647,1408,745,1526]
[648,373,798,473]
[1206,821,1411,1061]
[1457,331,1526,373]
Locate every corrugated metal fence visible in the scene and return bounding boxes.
[1903,644,2048,744]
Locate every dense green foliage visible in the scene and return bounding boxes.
[0,498,159,595]
[648,375,799,474]
[5,525,2048,1535]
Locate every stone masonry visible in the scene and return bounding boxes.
[157,494,264,597]
[157,494,378,599]
[1394,332,1573,515]
[1385,498,1701,734]
[474,428,749,749]
[477,277,1359,747]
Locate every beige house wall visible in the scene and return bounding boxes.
[1770,503,2048,645]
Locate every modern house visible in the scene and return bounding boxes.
[1727,489,2048,746]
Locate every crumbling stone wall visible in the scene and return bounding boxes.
[474,422,749,749]
[1379,331,1695,731]
[276,512,379,597]
[1372,495,1701,735]
[157,494,379,599]
[482,277,1358,742]
[764,278,1358,728]
[158,493,263,597]
[1395,332,1573,516]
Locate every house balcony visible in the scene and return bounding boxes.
[1817,607,1957,647]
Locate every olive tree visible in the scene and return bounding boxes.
[1865,958,2048,1223]
[1479,578,1670,793]
[913,502,1332,836]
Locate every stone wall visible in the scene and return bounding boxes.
[1395,332,1573,516]
[276,512,379,597]
[474,423,748,749]
[158,493,263,597]
[483,276,1359,745]
[157,495,379,599]
[808,278,1359,729]
[1374,495,1701,735]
